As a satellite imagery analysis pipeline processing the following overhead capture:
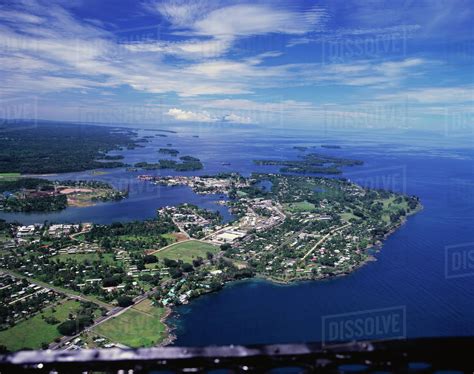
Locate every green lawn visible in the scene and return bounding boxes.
[0,173,21,181]
[379,197,409,223]
[155,240,219,263]
[161,233,177,242]
[284,201,317,212]
[0,299,81,351]
[340,211,358,222]
[93,299,167,347]
[116,234,174,247]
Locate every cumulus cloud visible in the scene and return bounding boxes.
[167,108,255,124]
[222,113,254,124]
[166,108,216,122]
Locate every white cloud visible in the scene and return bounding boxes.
[148,0,215,28]
[0,10,44,24]
[377,86,474,104]
[125,38,231,59]
[222,113,254,124]
[0,0,464,129]
[287,25,421,47]
[167,108,216,122]
[192,4,323,38]
[166,107,255,124]
[140,1,326,59]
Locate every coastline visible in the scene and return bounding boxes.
[157,307,176,347]
[159,201,424,344]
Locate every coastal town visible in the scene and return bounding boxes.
[0,172,421,352]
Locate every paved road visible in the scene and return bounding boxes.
[171,218,190,239]
[49,290,158,350]
[0,268,113,311]
[302,223,352,260]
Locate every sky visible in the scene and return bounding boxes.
[0,0,472,131]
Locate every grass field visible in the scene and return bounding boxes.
[0,299,81,351]
[155,240,219,263]
[340,211,358,222]
[93,299,167,347]
[379,197,409,223]
[0,173,21,181]
[284,200,317,212]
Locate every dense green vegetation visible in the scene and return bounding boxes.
[0,177,65,212]
[254,153,363,174]
[135,156,203,171]
[0,122,137,173]
[0,177,52,193]
[0,178,126,212]
[85,218,177,250]
[3,194,67,212]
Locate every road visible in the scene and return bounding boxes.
[69,225,92,240]
[171,217,190,239]
[302,223,351,260]
[0,268,113,311]
[49,288,158,350]
[148,238,194,255]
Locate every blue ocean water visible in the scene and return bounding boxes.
[2,124,473,344]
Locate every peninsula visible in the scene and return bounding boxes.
[0,171,421,351]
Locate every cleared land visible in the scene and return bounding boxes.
[0,173,21,181]
[93,299,166,347]
[155,240,219,263]
[284,200,317,212]
[0,299,81,351]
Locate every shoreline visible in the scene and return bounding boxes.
[157,307,176,347]
[160,202,424,344]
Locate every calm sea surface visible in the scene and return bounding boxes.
[2,124,473,345]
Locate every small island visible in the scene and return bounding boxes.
[158,148,179,156]
[134,156,203,172]
[293,146,308,151]
[254,153,363,174]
